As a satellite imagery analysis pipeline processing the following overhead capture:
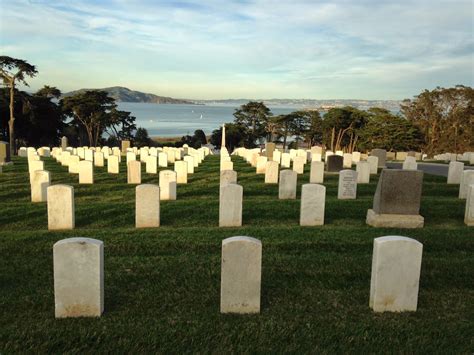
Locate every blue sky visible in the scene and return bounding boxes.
[1,0,473,99]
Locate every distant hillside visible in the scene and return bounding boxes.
[63,86,195,104]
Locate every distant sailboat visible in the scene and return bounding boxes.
[199,114,203,119]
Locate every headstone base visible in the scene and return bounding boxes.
[366,209,424,228]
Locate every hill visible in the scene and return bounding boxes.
[63,86,195,104]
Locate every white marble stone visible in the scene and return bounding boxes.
[402,156,418,170]
[127,160,142,184]
[264,161,279,184]
[220,236,261,314]
[356,161,370,183]
[292,156,305,174]
[78,160,94,184]
[68,155,80,174]
[465,185,474,226]
[367,156,379,175]
[94,152,104,167]
[126,152,136,165]
[47,185,75,230]
[84,149,94,162]
[159,170,177,200]
[174,161,188,184]
[256,156,268,174]
[220,160,233,171]
[220,170,237,187]
[459,171,474,199]
[447,161,464,184]
[279,170,297,199]
[184,156,195,174]
[31,170,50,202]
[107,155,119,174]
[300,183,326,226]
[338,170,358,199]
[309,161,324,183]
[219,183,243,227]
[369,236,423,312]
[146,155,158,174]
[29,159,44,184]
[352,151,361,163]
[281,153,291,168]
[136,184,160,228]
[343,153,352,168]
[158,152,168,167]
[54,237,104,318]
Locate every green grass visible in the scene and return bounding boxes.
[0,155,473,353]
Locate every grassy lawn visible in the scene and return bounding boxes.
[0,155,473,353]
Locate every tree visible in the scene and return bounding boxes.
[0,56,38,155]
[233,101,271,146]
[401,85,474,155]
[193,129,207,146]
[322,107,368,152]
[105,108,136,141]
[61,90,116,146]
[357,108,423,151]
[134,127,152,147]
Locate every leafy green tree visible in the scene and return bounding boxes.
[134,127,152,147]
[358,108,423,151]
[61,90,116,146]
[0,56,38,155]
[322,107,369,152]
[106,108,136,141]
[401,85,474,155]
[193,129,207,146]
[210,123,246,151]
[233,101,271,146]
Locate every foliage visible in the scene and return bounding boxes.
[181,129,208,149]
[60,90,117,146]
[357,108,423,151]
[134,127,152,147]
[210,123,247,150]
[400,85,474,155]
[0,56,38,154]
[105,108,136,141]
[322,107,369,152]
[233,101,271,146]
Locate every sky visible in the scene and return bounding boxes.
[1,0,473,100]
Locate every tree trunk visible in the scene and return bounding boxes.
[8,83,15,156]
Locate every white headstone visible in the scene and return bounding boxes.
[127,160,142,184]
[309,161,324,184]
[338,170,358,199]
[107,155,119,174]
[94,152,104,167]
[281,153,291,168]
[447,161,464,184]
[343,153,352,168]
[219,183,243,227]
[53,238,104,318]
[367,156,379,175]
[47,185,75,230]
[174,161,188,184]
[158,152,168,167]
[183,156,195,174]
[356,161,370,184]
[279,170,297,199]
[220,236,262,314]
[300,184,326,226]
[256,156,268,174]
[264,161,279,184]
[369,236,423,312]
[146,155,158,174]
[136,184,160,228]
[402,156,418,170]
[220,170,237,187]
[159,170,177,200]
[459,171,474,199]
[465,185,474,226]
[31,170,51,202]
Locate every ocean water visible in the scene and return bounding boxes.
[116,102,297,137]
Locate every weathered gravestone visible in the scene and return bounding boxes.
[300,184,326,226]
[47,185,75,230]
[371,149,387,168]
[256,156,267,174]
[279,170,297,199]
[31,170,51,202]
[0,141,11,164]
[121,140,131,154]
[447,161,464,184]
[338,170,358,199]
[465,185,474,226]
[219,183,243,227]
[220,236,262,314]
[310,161,324,183]
[78,160,94,184]
[343,153,352,168]
[53,238,104,318]
[369,236,423,312]
[265,161,279,184]
[356,161,370,183]
[159,170,177,200]
[61,136,68,151]
[366,169,424,228]
[265,142,276,160]
[326,155,343,172]
[220,170,237,187]
[459,171,474,199]
[127,160,142,184]
[136,184,160,228]
[402,156,417,170]
[146,155,158,174]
